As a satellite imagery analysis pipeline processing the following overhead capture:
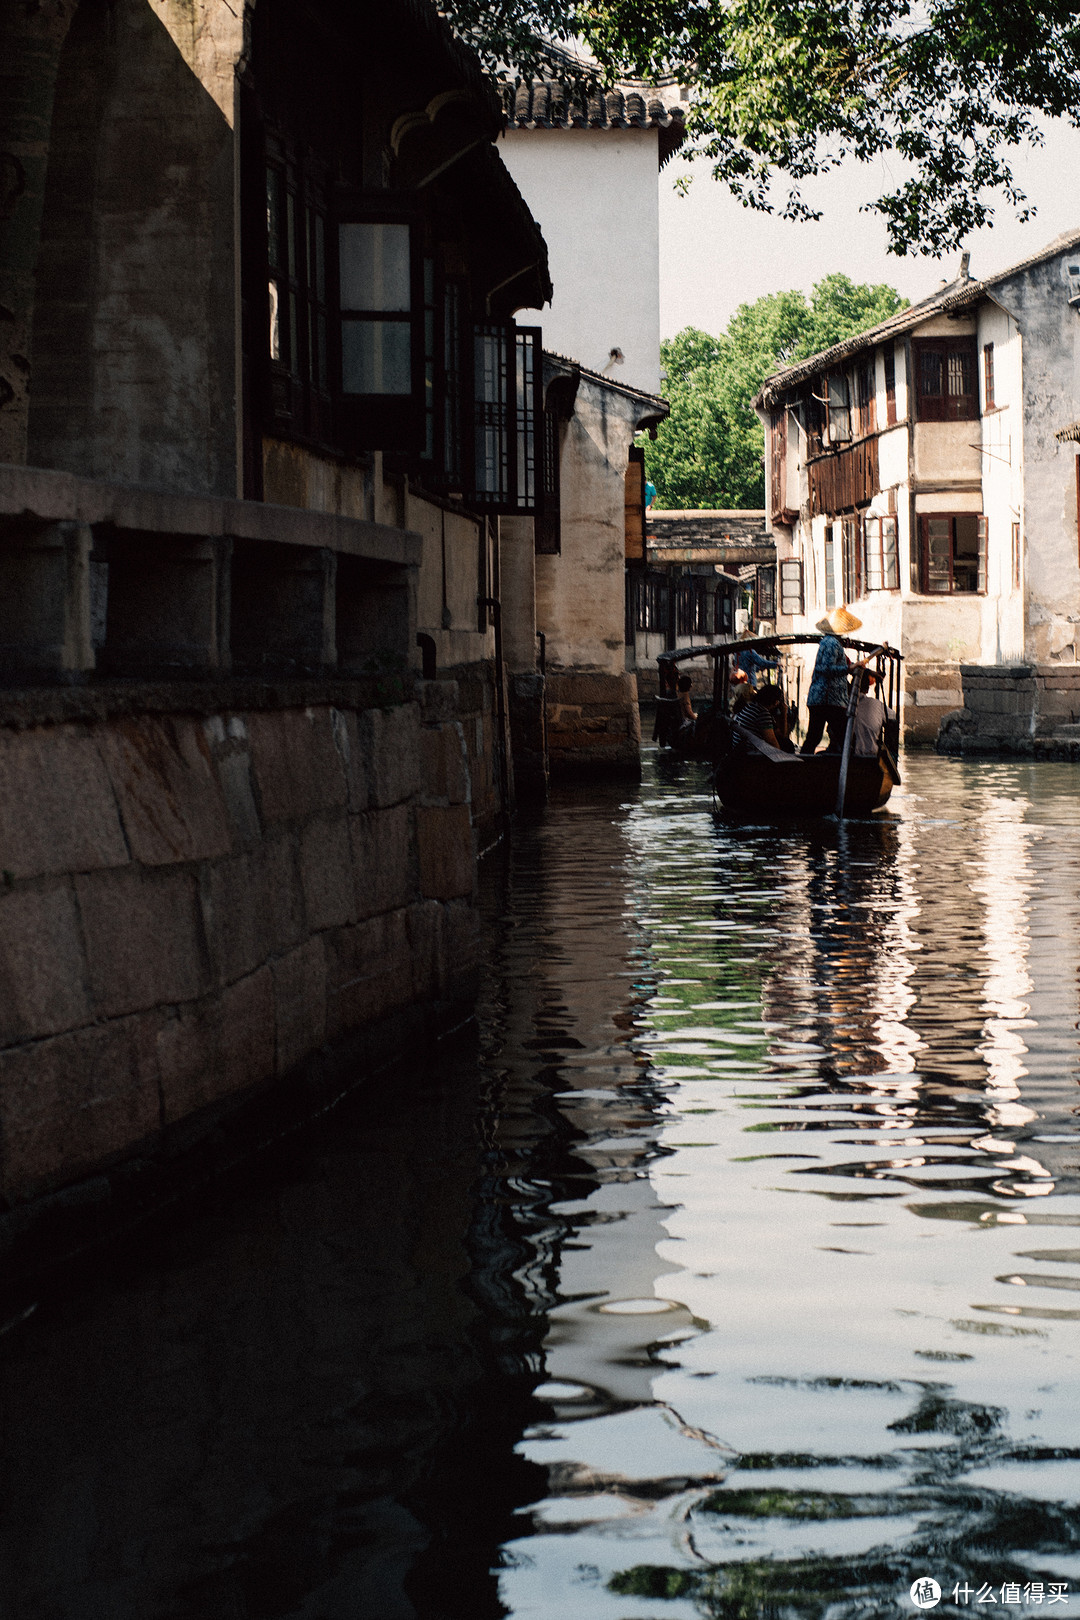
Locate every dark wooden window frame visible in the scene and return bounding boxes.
[918,512,988,594]
[756,565,777,622]
[262,135,333,447]
[983,342,995,411]
[841,513,863,603]
[884,348,897,426]
[823,525,837,610]
[912,336,978,423]
[335,198,425,454]
[854,358,876,439]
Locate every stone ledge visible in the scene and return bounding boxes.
[0,672,415,731]
[0,461,422,567]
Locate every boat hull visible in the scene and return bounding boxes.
[714,748,899,817]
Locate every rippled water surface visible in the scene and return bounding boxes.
[2,753,1079,1619]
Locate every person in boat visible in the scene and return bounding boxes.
[734,683,794,752]
[675,673,699,747]
[853,669,887,757]
[735,632,778,688]
[801,606,862,755]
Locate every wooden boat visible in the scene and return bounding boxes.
[713,735,900,817]
[655,634,904,819]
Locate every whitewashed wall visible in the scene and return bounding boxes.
[499,127,662,396]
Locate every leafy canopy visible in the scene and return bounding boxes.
[444,0,1080,255]
[645,274,906,509]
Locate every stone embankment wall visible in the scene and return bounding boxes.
[903,664,965,746]
[545,672,642,777]
[0,679,478,1210]
[938,664,1080,758]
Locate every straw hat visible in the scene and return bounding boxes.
[824,605,862,634]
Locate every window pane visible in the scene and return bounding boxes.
[341,319,412,394]
[920,351,942,397]
[266,169,282,271]
[865,517,882,591]
[926,517,951,592]
[953,513,981,591]
[339,223,411,312]
[314,214,326,302]
[947,350,971,397]
[824,532,836,608]
[474,325,510,500]
[268,279,281,362]
[883,516,899,589]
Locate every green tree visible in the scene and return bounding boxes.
[645,274,906,510]
[445,1,1080,255]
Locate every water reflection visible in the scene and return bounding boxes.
[503,757,1080,1619]
[1,757,1079,1618]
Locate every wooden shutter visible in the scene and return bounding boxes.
[625,446,646,560]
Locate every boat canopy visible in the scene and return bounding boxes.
[657,633,904,670]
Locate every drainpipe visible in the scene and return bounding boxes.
[478,596,511,832]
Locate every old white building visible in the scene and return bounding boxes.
[495,69,685,771]
[756,230,1080,749]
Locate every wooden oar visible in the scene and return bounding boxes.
[835,646,887,818]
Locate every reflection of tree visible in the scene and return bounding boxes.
[606,1381,1080,1619]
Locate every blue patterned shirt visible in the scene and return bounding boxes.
[806,635,851,708]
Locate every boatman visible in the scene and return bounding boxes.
[801,606,861,754]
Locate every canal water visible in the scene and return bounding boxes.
[2,753,1079,1619]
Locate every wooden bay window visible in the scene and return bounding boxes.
[913,337,977,422]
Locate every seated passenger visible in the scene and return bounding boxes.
[734,683,794,752]
[676,673,698,747]
[852,671,886,757]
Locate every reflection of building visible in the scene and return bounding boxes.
[627,509,771,695]
[756,232,1080,750]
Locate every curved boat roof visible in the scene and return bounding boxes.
[657,634,903,666]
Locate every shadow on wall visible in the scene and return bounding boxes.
[28,0,236,497]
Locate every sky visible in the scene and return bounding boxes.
[658,118,1080,341]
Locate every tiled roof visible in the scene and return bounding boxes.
[755,226,1080,410]
[501,79,687,167]
[648,510,770,550]
[1056,419,1080,443]
[543,350,668,414]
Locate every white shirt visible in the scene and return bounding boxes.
[852,695,886,756]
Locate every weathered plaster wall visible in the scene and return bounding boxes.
[499,127,661,395]
[535,372,643,776]
[536,377,637,675]
[992,250,1080,665]
[0,683,479,1208]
